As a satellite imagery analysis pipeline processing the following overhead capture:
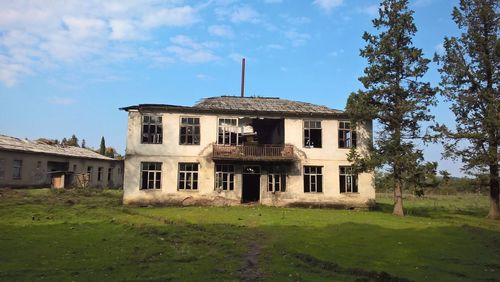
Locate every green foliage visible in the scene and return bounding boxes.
[99,136,106,156]
[434,0,499,219]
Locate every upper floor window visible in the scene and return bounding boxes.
[338,121,357,148]
[142,115,163,144]
[304,166,322,193]
[304,120,322,148]
[178,163,198,190]
[180,117,200,145]
[340,166,358,193]
[215,164,234,191]
[141,162,162,190]
[13,160,22,179]
[268,167,286,192]
[218,118,239,145]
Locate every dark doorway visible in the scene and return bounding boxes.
[242,166,261,203]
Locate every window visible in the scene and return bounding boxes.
[304,166,322,193]
[218,118,239,145]
[13,160,22,179]
[97,167,103,181]
[0,159,5,179]
[339,121,357,148]
[142,115,163,144]
[180,117,200,145]
[178,163,198,190]
[215,164,234,191]
[340,166,358,193]
[304,120,322,148]
[141,162,162,190]
[87,166,93,181]
[268,167,286,192]
[73,164,77,172]
[36,161,42,169]
[108,168,113,181]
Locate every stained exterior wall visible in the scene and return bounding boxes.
[123,110,375,207]
[0,150,123,188]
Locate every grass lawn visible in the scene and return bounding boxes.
[0,189,498,281]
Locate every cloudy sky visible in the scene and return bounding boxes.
[0,0,464,175]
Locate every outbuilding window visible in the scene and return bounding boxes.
[180,117,200,145]
[178,163,198,190]
[141,162,162,190]
[108,168,113,181]
[304,120,322,148]
[13,160,22,179]
[338,121,357,148]
[215,164,234,191]
[304,166,322,193]
[0,159,5,179]
[142,115,163,144]
[97,167,103,181]
[340,166,358,193]
[87,166,93,181]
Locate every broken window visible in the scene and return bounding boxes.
[0,159,5,179]
[178,163,198,190]
[215,164,234,191]
[339,121,357,148]
[180,117,200,145]
[98,167,103,181]
[108,167,113,181]
[304,120,322,148]
[268,167,286,192]
[13,160,22,179]
[141,162,162,190]
[142,115,163,144]
[87,166,93,181]
[304,166,322,193]
[218,118,239,145]
[340,166,358,193]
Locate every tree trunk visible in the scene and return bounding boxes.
[393,177,404,216]
[487,163,499,220]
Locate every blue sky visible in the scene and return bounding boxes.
[0,0,465,176]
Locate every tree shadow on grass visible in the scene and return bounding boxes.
[374,202,487,219]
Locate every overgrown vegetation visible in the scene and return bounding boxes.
[0,189,498,281]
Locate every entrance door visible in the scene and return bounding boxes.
[242,166,260,203]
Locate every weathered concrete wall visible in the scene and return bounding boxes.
[0,150,123,188]
[123,110,375,207]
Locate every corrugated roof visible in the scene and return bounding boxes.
[0,135,115,161]
[194,96,343,114]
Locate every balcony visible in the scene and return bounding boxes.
[213,144,295,162]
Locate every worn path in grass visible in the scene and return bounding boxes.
[0,189,499,281]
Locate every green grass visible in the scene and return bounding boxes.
[0,189,498,281]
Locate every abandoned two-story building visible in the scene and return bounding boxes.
[120,96,375,207]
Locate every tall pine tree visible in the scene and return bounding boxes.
[434,0,499,219]
[99,137,106,156]
[346,0,436,216]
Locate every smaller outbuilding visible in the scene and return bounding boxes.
[0,134,123,188]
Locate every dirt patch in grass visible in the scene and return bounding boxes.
[240,232,264,282]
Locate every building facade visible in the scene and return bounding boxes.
[0,135,123,188]
[121,96,375,207]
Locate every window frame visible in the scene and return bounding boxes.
[12,159,22,180]
[97,167,103,182]
[217,118,240,145]
[339,166,358,193]
[338,121,357,149]
[87,166,93,181]
[303,165,323,193]
[215,164,235,191]
[140,162,162,190]
[178,163,199,191]
[108,167,113,182]
[303,120,322,148]
[179,117,201,145]
[141,114,163,144]
[268,167,286,193]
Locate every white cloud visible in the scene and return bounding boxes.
[216,5,261,24]
[167,35,219,64]
[313,0,343,13]
[47,96,76,105]
[142,6,198,28]
[435,43,445,55]
[360,4,379,17]
[229,52,246,63]
[284,30,311,47]
[110,19,144,40]
[208,25,234,38]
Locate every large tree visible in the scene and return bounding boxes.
[99,137,106,156]
[434,0,499,219]
[346,0,436,216]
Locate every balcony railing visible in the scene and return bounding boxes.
[213,144,295,161]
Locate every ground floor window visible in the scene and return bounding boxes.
[0,159,5,179]
[87,166,93,181]
[108,168,113,181]
[304,166,322,193]
[97,167,103,181]
[268,167,286,192]
[215,164,234,191]
[178,163,198,190]
[340,166,358,193]
[13,160,22,179]
[141,162,162,190]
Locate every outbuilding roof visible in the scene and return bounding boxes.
[0,135,115,161]
[121,96,345,118]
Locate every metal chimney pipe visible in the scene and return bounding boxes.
[241,58,245,97]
